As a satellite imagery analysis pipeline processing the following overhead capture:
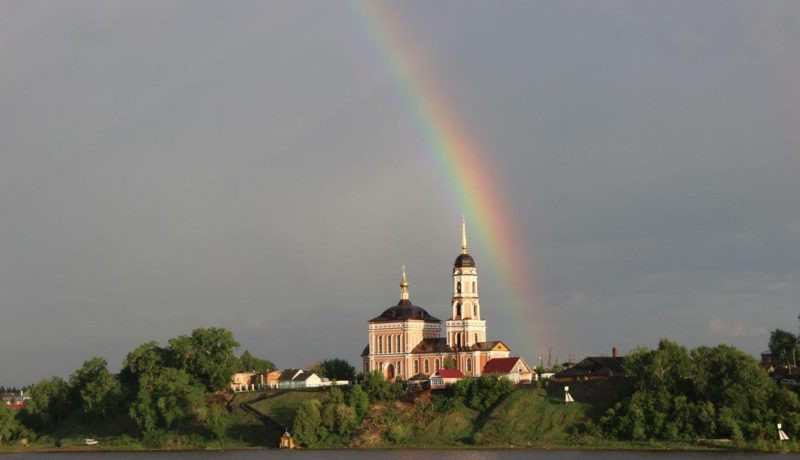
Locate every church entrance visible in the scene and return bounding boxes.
[386,363,395,380]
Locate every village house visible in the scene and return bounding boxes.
[230,372,259,392]
[430,368,465,389]
[1,393,28,410]
[277,369,324,389]
[552,349,625,383]
[263,370,282,389]
[362,219,517,381]
[483,357,534,384]
[406,373,430,390]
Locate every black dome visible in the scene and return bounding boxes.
[454,253,475,267]
[370,299,441,323]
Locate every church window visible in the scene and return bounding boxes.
[387,336,392,353]
[456,303,461,318]
[473,304,478,317]
[413,360,419,374]
[457,281,461,293]
[424,359,429,374]
[378,336,383,354]
[456,333,461,348]
[472,281,476,293]
[435,359,440,371]
[397,335,401,353]
[467,358,472,372]
[474,333,479,344]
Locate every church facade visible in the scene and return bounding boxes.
[362,219,513,380]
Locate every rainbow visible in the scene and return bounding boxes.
[349,1,552,355]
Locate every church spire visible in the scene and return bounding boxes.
[461,215,468,254]
[400,265,409,300]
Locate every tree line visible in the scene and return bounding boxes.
[601,339,800,444]
[0,327,274,446]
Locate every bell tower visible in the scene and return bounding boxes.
[445,216,486,349]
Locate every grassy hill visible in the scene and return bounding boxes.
[236,381,630,449]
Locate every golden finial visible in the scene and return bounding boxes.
[400,265,409,300]
[461,215,468,254]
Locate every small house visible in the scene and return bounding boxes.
[263,370,282,389]
[552,356,625,383]
[277,369,323,389]
[483,357,534,384]
[230,372,258,392]
[406,372,430,390]
[430,369,465,389]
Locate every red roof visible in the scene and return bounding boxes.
[483,357,523,374]
[436,369,464,379]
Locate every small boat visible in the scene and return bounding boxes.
[85,438,99,446]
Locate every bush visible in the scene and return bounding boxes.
[292,399,322,447]
[363,371,402,402]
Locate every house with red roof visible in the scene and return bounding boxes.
[483,357,534,384]
[430,368,465,389]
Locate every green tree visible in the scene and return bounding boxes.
[604,340,790,441]
[0,405,29,446]
[239,350,275,373]
[168,328,240,391]
[320,400,336,434]
[347,384,370,421]
[362,371,402,402]
[69,357,122,419]
[328,385,344,405]
[442,357,456,370]
[205,404,232,444]
[318,358,356,382]
[769,329,798,366]
[332,404,356,436]
[120,341,167,390]
[458,373,515,412]
[129,368,205,433]
[25,376,72,430]
[292,399,322,447]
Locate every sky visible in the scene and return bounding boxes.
[1,0,799,386]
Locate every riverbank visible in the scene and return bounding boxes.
[2,440,799,455]
[3,385,798,455]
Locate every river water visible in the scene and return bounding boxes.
[0,450,787,459]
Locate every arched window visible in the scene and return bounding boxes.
[413,360,419,374]
[435,359,440,371]
[424,359,430,374]
[467,358,472,372]
[378,336,383,354]
[472,281,476,293]
[456,303,461,318]
[397,335,401,353]
[456,333,461,348]
[457,281,461,293]
[387,335,392,353]
[473,304,478,317]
